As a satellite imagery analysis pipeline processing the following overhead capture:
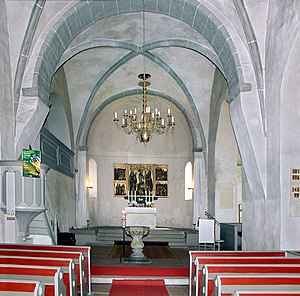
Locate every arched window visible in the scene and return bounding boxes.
[88,158,97,198]
[185,161,193,200]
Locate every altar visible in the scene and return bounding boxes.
[124,207,157,229]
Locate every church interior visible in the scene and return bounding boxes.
[0,0,300,295]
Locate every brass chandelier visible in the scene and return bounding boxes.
[113,72,175,143]
[113,1,175,143]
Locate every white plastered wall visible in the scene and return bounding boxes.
[280,29,300,250]
[86,97,194,229]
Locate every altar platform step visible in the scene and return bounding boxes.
[96,227,187,247]
[92,275,188,285]
[91,265,189,285]
[71,226,194,247]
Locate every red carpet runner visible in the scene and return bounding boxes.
[109,279,169,296]
[92,265,189,277]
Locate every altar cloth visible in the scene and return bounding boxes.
[125,207,157,229]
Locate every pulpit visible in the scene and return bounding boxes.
[124,207,157,229]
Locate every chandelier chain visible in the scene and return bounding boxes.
[113,0,175,143]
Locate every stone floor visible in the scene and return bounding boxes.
[90,244,194,295]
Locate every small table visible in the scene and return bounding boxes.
[124,226,151,263]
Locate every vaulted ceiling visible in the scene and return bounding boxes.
[22,1,247,152]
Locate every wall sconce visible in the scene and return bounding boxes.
[86,180,94,189]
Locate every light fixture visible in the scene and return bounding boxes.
[113,1,175,143]
[86,180,94,189]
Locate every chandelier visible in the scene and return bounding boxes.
[113,1,175,143]
[113,73,175,143]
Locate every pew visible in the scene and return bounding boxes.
[0,255,77,296]
[194,256,300,296]
[201,264,300,296]
[212,274,300,296]
[0,279,45,296]
[0,264,65,296]
[188,251,289,296]
[0,244,91,295]
[0,248,86,296]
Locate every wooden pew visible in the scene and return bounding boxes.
[194,256,300,296]
[201,264,300,296]
[0,244,91,295]
[212,274,300,296]
[0,279,45,296]
[0,255,77,296]
[0,248,86,296]
[0,264,65,296]
[188,251,288,296]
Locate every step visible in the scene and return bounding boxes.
[92,275,188,286]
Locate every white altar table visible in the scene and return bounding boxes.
[125,207,157,229]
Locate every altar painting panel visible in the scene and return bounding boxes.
[113,163,168,197]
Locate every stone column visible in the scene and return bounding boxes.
[76,147,88,227]
[193,150,208,224]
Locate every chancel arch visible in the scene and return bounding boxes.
[86,96,194,228]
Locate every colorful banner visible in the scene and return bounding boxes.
[22,149,41,178]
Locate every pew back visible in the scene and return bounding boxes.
[0,248,86,296]
[202,264,300,296]
[194,257,300,296]
[0,244,91,294]
[0,279,45,296]
[213,274,300,296]
[0,264,65,296]
[189,251,288,296]
[0,255,77,296]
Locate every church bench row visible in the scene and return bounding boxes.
[0,248,85,295]
[213,274,300,296]
[0,279,45,296]
[201,264,300,296]
[188,251,289,296]
[0,255,77,296]
[194,256,300,296]
[0,264,65,296]
[0,243,91,295]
